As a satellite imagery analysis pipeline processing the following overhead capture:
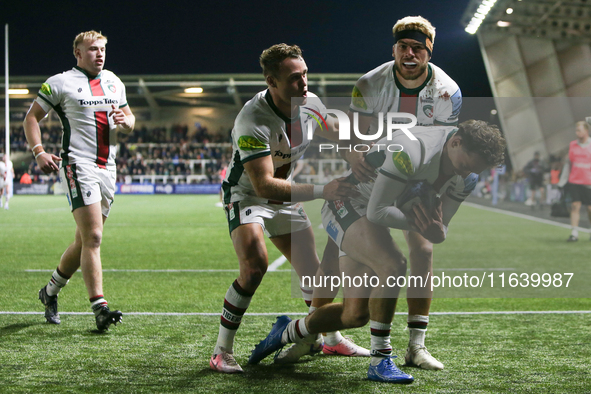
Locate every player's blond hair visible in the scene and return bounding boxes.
[259,44,303,78]
[457,120,506,167]
[576,120,589,131]
[393,16,436,44]
[73,31,107,57]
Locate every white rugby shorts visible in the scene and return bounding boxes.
[59,162,116,217]
[225,197,311,237]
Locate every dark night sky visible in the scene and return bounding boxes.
[2,0,492,97]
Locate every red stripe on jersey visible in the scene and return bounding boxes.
[399,92,418,116]
[89,79,105,96]
[95,111,110,168]
[286,120,302,147]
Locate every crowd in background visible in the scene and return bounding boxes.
[472,153,566,207]
[0,123,232,184]
[0,124,575,196]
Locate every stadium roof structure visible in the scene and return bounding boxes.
[460,0,591,171]
[461,0,591,41]
[1,73,361,118]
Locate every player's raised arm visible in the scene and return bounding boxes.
[23,101,62,174]
[244,154,358,202]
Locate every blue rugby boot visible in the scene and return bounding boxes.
[248,315,291,364]
[367,355,414,384]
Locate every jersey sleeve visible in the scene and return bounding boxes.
[118,78,129,108]
[433,86,462,126]
[233,115,271,164]
[365,135,423,230]
[349,76,375,116]
[378,134,423,184]
[366,170,414,230]
[35,74,64,113]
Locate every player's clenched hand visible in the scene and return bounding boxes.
[347,151,376,183]
[412,198,445,243]
[322,177,359,201]
[36,152,61,174]
[109,104,132,130]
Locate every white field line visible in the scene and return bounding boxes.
[464,202,591,233]
[1,311,589,316]
[267,255,288,271]
[24,269,292,273]
[24,267,514,273]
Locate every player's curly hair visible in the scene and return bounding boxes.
[259,44,303,78]
[393,16,436,44]
[457,120,506,167]
[73,31,107,57]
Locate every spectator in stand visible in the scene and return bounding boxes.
[558,121,591,242]
[20,171,32,184]
[550,156,562,186]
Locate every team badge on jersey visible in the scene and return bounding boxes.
[351,86,368,110]
[423,105,433,118]
[334,200,348,218]
[108,84,117,93]
[238,136,267,151]
[40,83,52,96]
[297,204,307,220]
[393,151,414,176]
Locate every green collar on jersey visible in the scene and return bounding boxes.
[393,63,432,96]
[446,127,459,142]
[74,66,102,80]
[264,90,300,124]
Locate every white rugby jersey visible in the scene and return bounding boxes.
[35,67,128,168]
[350,61,462,129]
[350,127,478,228]
[0,161,6,181]
[222,90,326,204]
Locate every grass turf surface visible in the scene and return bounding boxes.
[1,195,590,393]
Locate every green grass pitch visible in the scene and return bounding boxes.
[1,195,590,393]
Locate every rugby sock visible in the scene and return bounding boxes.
[214,280,253,354]
[282,318,310,344]
[90,295,108,316]
[323,331,344,346]
[408,314,429,347]
[301,285,313,308]
[571,228,579,238]
[370,320,392,365]
[46,267,71,296]
[308,305,317,314]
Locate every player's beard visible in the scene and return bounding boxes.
[394,61,428,82]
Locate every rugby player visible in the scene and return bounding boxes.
[4,155,14,210]
[23,31,134,330]
[0,154,7,209]
[250,120,506,383]
[209,44,361,373]
[280,15,464,368]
